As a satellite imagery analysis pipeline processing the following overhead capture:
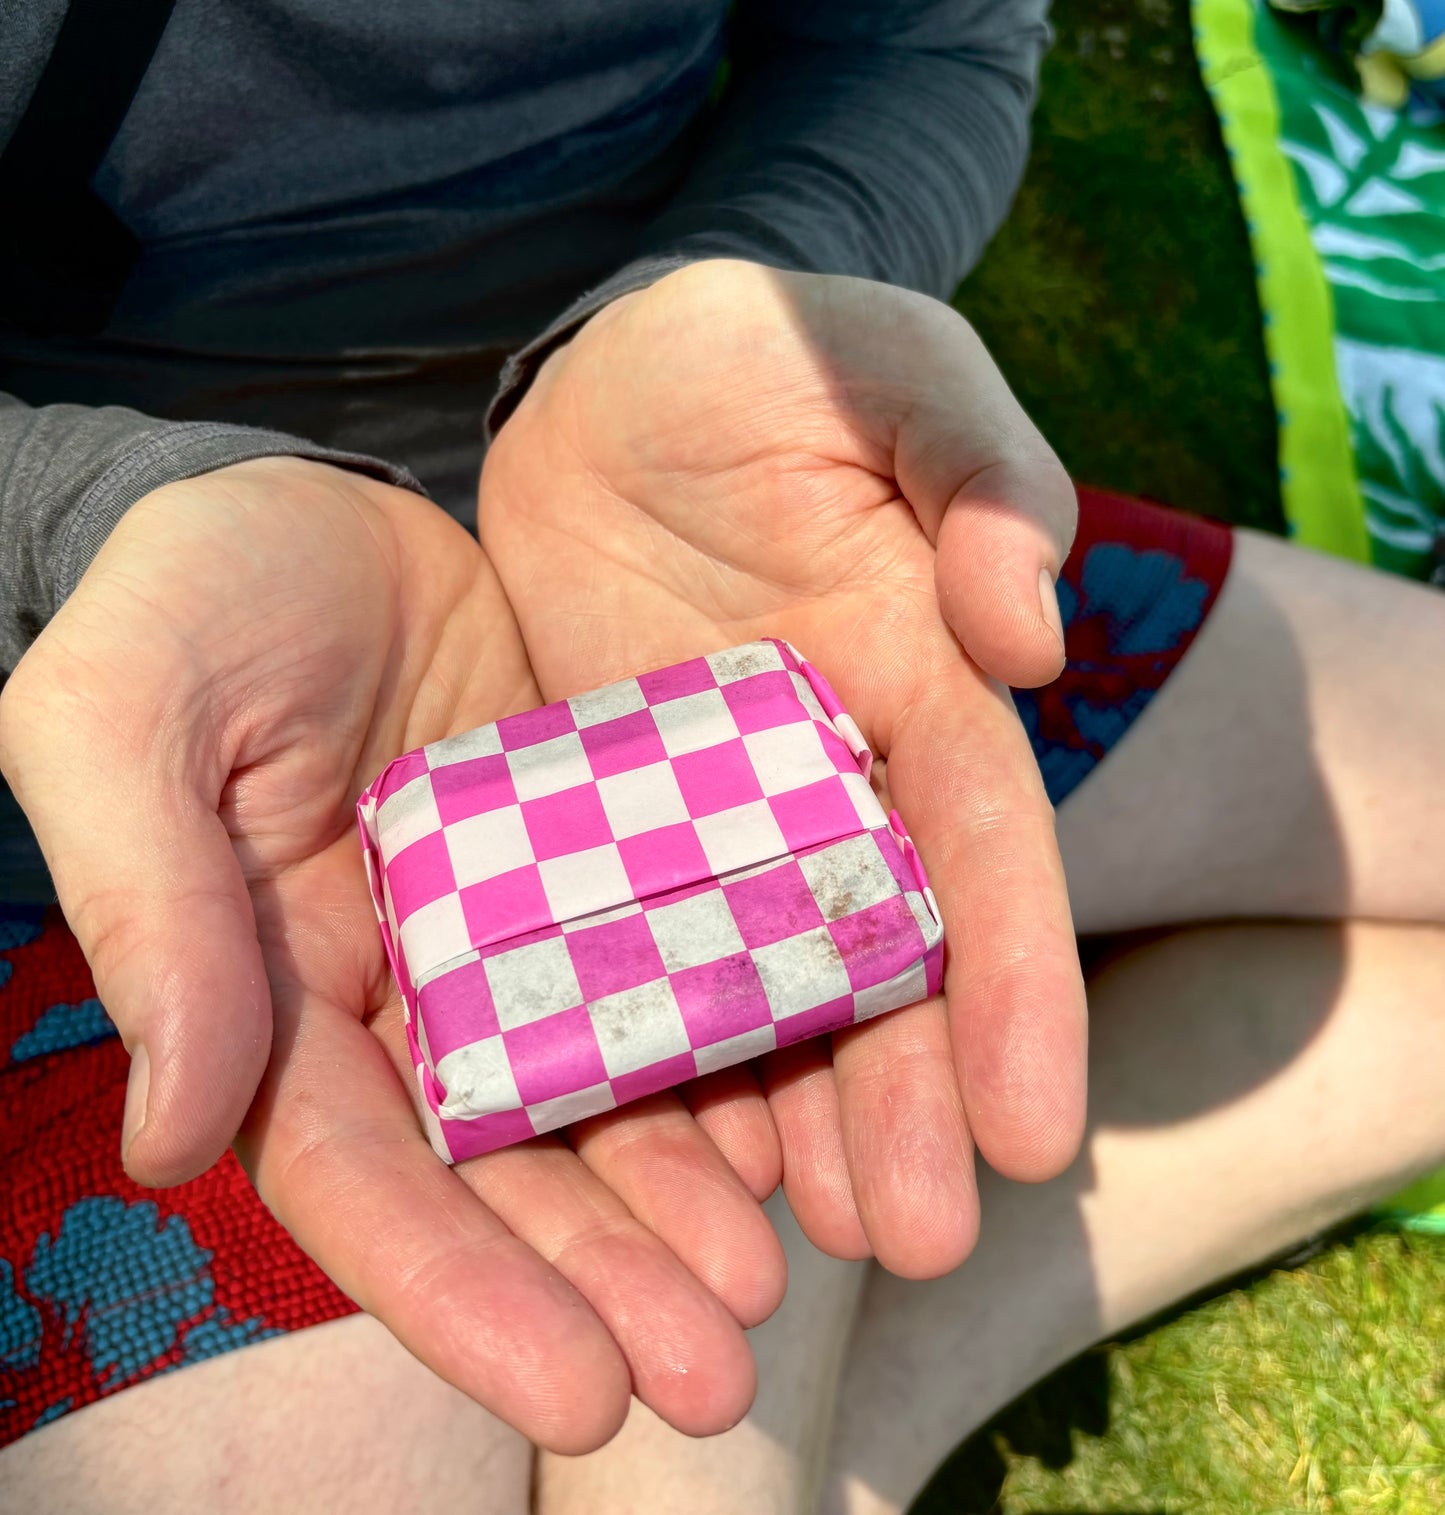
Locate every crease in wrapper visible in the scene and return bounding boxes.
[357,638,944,1163]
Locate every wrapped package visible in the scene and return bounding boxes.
[358,639,944,1162]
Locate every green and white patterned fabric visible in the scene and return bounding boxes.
[1195,0,1445,578]
[1195,8,1445,1227]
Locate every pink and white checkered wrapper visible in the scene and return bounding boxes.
[357,639,944,1163]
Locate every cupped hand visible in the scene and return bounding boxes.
[480,259,1088,1277]
[0,456,784,1449]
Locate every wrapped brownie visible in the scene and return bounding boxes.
[358,639,943,1162]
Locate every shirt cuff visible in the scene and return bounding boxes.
[54,420,426,610]
[485,255,697,441]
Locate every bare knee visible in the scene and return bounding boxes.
[0,1314,532,1515]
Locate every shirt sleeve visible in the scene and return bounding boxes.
[488,0,1049,433]
[0,393,424,674]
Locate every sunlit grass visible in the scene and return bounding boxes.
[915,1232,1445,1513]
[956,0,1280,533]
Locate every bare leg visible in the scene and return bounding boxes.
[538,1192,867,1515]
[1057,530,1445,931]
[822,920,1445,1515]
[0,1312,532,1515]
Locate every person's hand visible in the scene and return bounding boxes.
[0,457,785,1450]
[480,259,1088,1276]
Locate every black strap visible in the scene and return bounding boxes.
[0,0,179,336]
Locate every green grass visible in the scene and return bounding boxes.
[914,1232,1445,1513]
[956,0,1282,534]
[912,0,1445,1508]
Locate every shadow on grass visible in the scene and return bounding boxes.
[915,1349,1125,1513]
[913,1213,1375,1514]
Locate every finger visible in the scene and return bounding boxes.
[890,324,1077,690]
[758,1040,872,1261]
[884,635,1088,1182]
[0,665,270,1188]
[570,1091,786,1329]
[832,997,977,1278]
[679,1065,783,1203]
[469,1125,758,1438]
[238,998,630,1455]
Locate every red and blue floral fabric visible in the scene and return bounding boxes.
[0,905,354,1446]
[1013,488,1233,806]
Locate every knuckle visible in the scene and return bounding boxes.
[548,1207,641,1280]
[65,888,155,1010]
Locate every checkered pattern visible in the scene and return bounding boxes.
[358,639,944,1162]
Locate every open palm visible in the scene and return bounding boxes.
[0,456,782,1450]
[481,260,1088,1275]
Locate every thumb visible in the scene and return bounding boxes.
[930,448,1079,690]
[888,317,1078,690]
[0,652,271,1188]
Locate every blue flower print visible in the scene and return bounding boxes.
[1078,544,1211,656]
[23,1198,279,1392]
[1014,542,1215,808]
[10,999,118,1062]
[0,1260,42,1373]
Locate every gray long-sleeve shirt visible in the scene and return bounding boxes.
[0,0,1049,673]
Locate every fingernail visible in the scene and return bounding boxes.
[122,1042,150,1158]
[1038,567,1065,652]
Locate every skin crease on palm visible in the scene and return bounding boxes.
[0,256,1087,1457]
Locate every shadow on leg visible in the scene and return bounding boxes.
[823,921,1445,1515]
